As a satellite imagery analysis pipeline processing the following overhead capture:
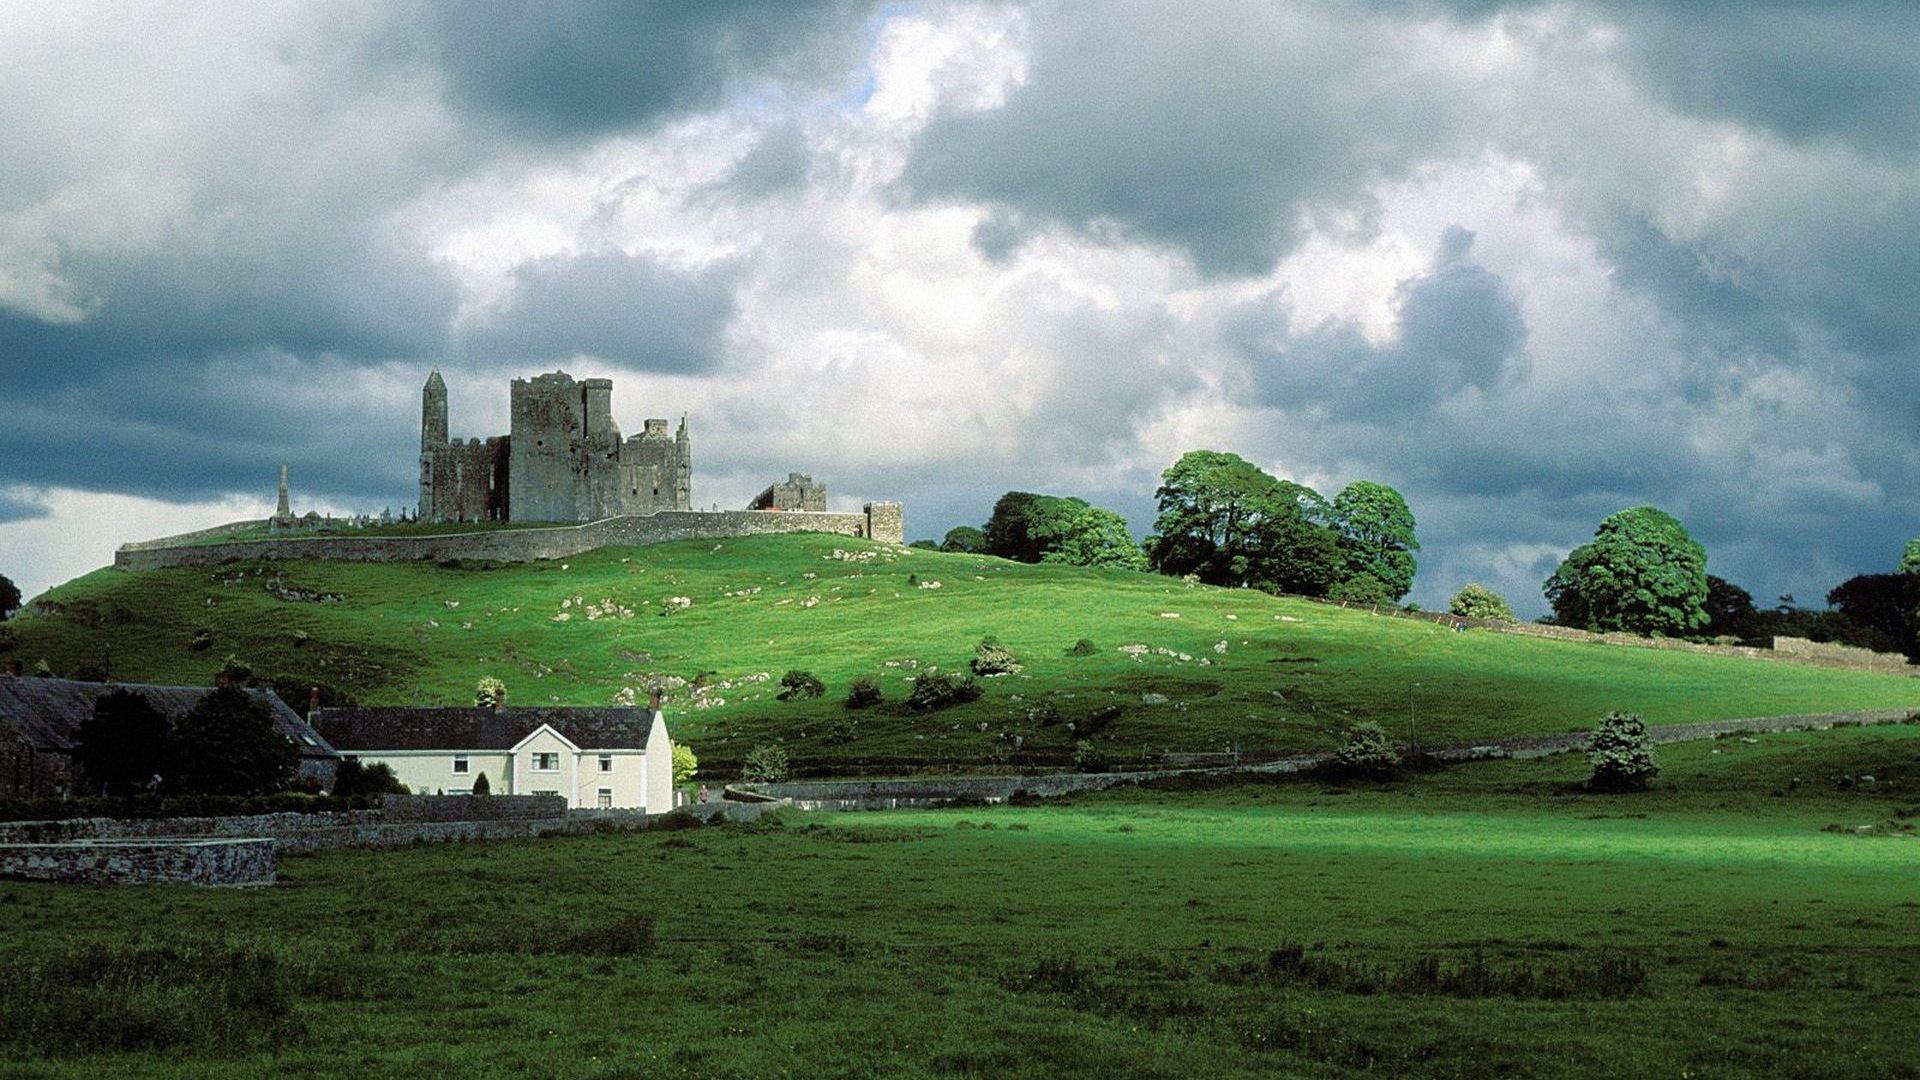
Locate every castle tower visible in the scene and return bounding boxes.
[675,416,692,510]
[421,369,448,451]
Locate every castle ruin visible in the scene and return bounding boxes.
[419,369,691,523]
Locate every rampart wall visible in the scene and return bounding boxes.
[115,504,905,572]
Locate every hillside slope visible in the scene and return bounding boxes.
[9,534,1916,772]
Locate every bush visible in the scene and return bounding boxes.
[741,744,792,784]
[1330,722,1401,780]
[671,744,698,786]
[826,720,858,744]
[31,658,54,677]
[1449,583,1514,621]
[1025,701,1062,726]
[844,675,884,709]
[1587,711,1659,792]
[1329,573,1396,605]
[972,638,1023,676]
[1066,638,1098,656]
[330,756,407,797]
[906,673,983,712]
[777,669,826,701]
[216,654,253,686]
[473,676,506,708]
[470,771,491,796]
[1073,740,1110,773]
[1072,704,1122,736]
[189,627,213,651]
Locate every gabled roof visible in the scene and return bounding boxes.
[312,706,656,753]
[0,677,336,758]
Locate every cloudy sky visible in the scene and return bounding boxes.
[3,1,1917,616]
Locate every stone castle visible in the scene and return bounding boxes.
[419,369,691,523]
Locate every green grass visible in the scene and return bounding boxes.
[10,533,1918,773]
[3,726,1917,1077]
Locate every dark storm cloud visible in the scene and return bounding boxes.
[0,492,50,526]
[900,1,1464,277]
[1235,227,1526,417]
[461,252,740,373]
[420,1,872,140]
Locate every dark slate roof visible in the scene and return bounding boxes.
[312,706,656,752]
[0,677,337,758]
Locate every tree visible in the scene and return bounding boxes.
[170,686,299,796]
[671,744,698,786]
[474,676,506,708]
[0,574,20,621]
[331,756,407,796]
[1543,507,1708,636]
[471,770,491,796]
[741,743,791,784]
[1449,583,1513,621]
[983,492,1091,563]
[1702,575,1760,639]
[1328,572,1395,605]
[74,689,171,793]
[1143,450,1341,594]
[1902,537,1920,576]
[1586,711,1659,792]
[777,670,825,701]
[1331,721,1401,780]
[1041,507,1148,571]
[939,526,986,554]
[1330,481,1419,601]
[1825,573,1918,655]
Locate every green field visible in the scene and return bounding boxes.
[11,534,1919,773]
[4,725,1917,1077]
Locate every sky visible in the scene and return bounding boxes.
[3,0,1918,616]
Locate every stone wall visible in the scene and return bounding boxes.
[116,508,893,572]
[0,838,274,886]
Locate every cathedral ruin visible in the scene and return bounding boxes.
[419,369,691,523]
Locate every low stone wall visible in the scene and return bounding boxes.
[0,838,274,886]
[114,504,905,572]
[379,793,564,822]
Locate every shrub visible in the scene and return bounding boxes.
[216,654,253,686]
[826,720,859,744]
[0,625,18,653]
[30,658,53,677]
[1331,722,1401,780]
[1072,704,1122,736]
[741,743,792,784]
[1073,740,1110,773]
[844,675,884,709]
[470,771,491,796]
[1066,638,1098,656]
[972,638,1023,676]
[1329,573,1395,605]
[906,673,983,712]
[189,627,213,651]
[1587,711,1659,791]
[330,756,407,797]
[777,669,826,701]
[1025,701,1062,726]
[671,744,698,786]
[290,629,309,647]
[473,676,506,708]
[1449,583,1514,621]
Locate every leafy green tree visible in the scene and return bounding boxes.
[908,539,938,550]
[0,574,20,621]
[1041,507,1148,571]
[1702,575,1761,639]
[1826,573,1920,657]
[983,492,1091,562]
[1587,711,1659,792]
[1328,573,1395,605]
[741,743,791,784]
[74,689,172,793]
[1448,583,1514,621]
[1544,507,1709,636]
[1330,481,1418,601]
[1143,450,1341,594]
[1331,721,1401,780]
[170,686,299,796]
[672,744,699,786]
[1902,537,1920,576]
[939,526,986,554]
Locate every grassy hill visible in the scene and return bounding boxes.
[9,533,1917,773]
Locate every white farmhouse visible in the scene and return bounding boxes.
[312,704,674,812]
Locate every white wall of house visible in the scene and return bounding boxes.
[343,718,674,810]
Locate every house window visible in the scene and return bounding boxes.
[533,789,559,797]
[598,754,613,772]
[452,756,470,774]
[597,788,613,809]
[532,752,559,771]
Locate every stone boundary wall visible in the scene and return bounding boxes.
[117,519,263,551]
[114,506,904,572]
[0,798,780,855]
[0,838,274,886]
[745,708,1918,808]
[1289,594,1914,676]
[380,793,564,822]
